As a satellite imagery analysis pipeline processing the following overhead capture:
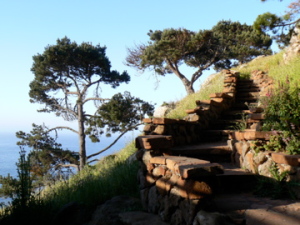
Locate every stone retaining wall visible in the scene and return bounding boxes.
[135,145,224,225]
[229,131,300,185]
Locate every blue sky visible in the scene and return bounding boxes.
[0,0,290,133]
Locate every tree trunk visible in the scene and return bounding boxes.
[180,76,195,95]
[184,84,195,95]
[78,103,86,171]
[168,62,195,95]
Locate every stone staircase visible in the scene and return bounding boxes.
[134,70,300,224]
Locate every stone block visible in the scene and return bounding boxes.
[258,157,273,177]
[150,156,167,165]
[224,77,237,83]
[234,152,242,167]
[249,113,265,120]
[186,180,213,199]
[145,162,154,173]
[143,173,157,187]
[229,131,245,140]
[175,177,188,199]
[152,118,177,124]
[175,162,224,179]
[185,113,200,122]
[166,158,178,172]
[152,166,167,177]
[156,177,170,196]
[185,107,202,114]
[195,100,210,110]
[142,150,152,164]
[136,135,173,150]
[233,141,243,155]
[243,131,272,140]
[271,152,300,167]
[244,151,256,173]
[143,118,152,123]
[253,152,268,165]
[168,174,179,186]
[241,141,250,158]
[223,86,236,93]
[143,124,154,133]
[153,125,167,135]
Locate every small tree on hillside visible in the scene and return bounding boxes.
[126,20,272,95]
[29,37,153,171]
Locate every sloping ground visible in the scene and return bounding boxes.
[135,70,300,224]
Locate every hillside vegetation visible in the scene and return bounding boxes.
[1,50,300,224]
[167,51,300,120]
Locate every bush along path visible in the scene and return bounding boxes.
[135,70,300,225]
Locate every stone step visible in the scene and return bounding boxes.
[235,92,260,97]
[149,155,224,179]
[235,96,259,102]
[197,130,232,142]
[236,87,260,92]
[215,162,259,193]
[236,83,260,89]
[213,193,300,225]
[222,110,251,115]
[231,102,252,110]
[170,142,232,161]
[237,79,254,83]
[135,135,173,150]
[249,113,265,120]
[212,118,260,125]
[199,130,232,137]
[229,131,273,140]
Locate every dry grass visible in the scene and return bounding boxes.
[166,73,224,119]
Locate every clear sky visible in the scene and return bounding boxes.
[0,0,290,133]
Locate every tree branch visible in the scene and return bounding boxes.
[83,97,110,105]
[47,126,79,134]
[87,159,99,164]
[87,123,142,160]
[46,98,78,118]
[67,91,79,95]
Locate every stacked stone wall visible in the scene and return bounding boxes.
[229,130,300,194]
[135,138,224,225]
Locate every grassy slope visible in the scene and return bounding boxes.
[41,141,139,208]
[166,73,224,119]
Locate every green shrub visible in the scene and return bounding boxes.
[261,80,300,155]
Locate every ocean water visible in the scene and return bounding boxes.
[0,131,137,204]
